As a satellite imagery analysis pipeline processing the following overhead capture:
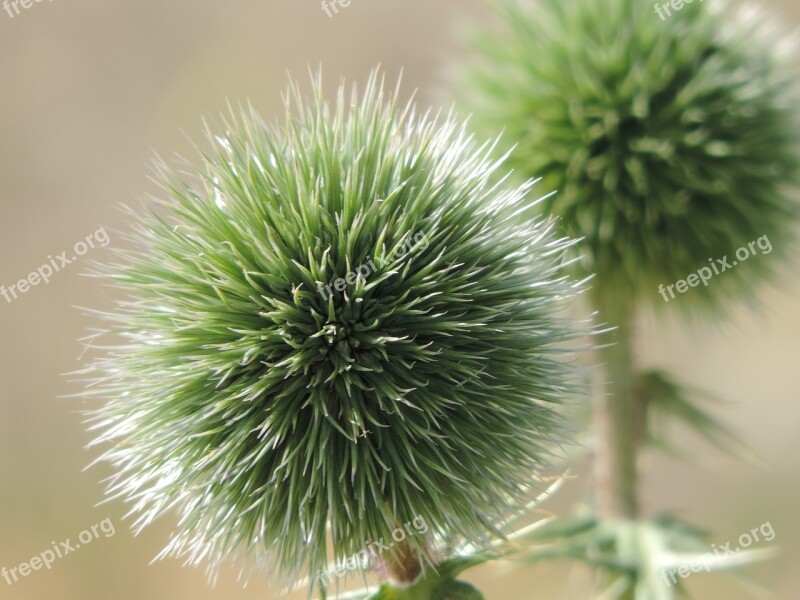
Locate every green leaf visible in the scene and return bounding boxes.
[638,369,761,465]
[432,579,486,600]
[363,576,485,600]
[433,555,491,579]
[503,516,777,599]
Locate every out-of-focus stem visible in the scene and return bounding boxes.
[593,288,639,519]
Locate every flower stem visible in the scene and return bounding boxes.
[593,288,639,519]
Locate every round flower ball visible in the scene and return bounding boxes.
[457,0,800,306]
[82,72,589,588]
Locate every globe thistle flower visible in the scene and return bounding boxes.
[81,72,590,591]
[457,0,800,308]
[454,3,800,597]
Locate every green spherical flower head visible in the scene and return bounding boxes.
[458,0,800,307]
[83,72,588,588]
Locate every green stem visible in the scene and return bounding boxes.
[592,288,639,520]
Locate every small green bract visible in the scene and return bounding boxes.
[458,0,800,306]
[82,72,588,589]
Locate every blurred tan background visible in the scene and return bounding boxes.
[0,1,798,598]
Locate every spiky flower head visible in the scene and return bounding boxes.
[82,72,589,589]
[457,0,800,307]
